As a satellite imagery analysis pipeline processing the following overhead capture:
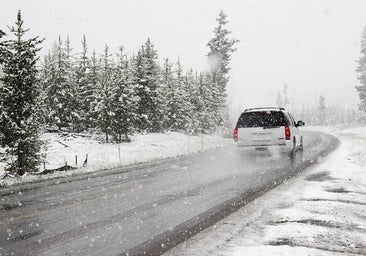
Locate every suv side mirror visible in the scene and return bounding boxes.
[296,120,305,127]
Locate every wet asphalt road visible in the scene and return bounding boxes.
[0,131,338,256]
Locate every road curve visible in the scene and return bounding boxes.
[0,131,339,256]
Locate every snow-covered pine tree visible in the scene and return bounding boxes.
[131,47,148,132]
[195,72,206,132]
[207,10,239,129]
[0,29,7,62]
[0,29,6,146]
[356,26,366,114]
[195,72,211,133]
[132,39,163,132]
[183,69,199,134]
[44,36,73,130]
[86,49,100,129]
[0,11,43,175]
[96,45,115,142]
[38,52,53,126]
[64,36,80,132]
[163,58,188,131]
[201,71,217,133]
[0,29,6,85]
[75,35,90,131]
[160,58,173,130]
[143,39,164,132]
[111,46,136,142]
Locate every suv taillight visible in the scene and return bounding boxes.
[285,126,291,140]
[233,127,238,142]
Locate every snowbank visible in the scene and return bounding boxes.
[0,132,233,187]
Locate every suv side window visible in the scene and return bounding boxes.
[288,113,296,127]
[283,112,294,126]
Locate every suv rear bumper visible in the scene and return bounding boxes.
[237,142,293,155]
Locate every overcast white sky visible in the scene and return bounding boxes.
[2,0,366,117]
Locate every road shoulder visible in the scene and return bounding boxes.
[166,126,366,256]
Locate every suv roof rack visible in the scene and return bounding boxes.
[243,107,286,112]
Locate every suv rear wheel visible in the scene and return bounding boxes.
[289,139,296,163]
[290,138,304,165]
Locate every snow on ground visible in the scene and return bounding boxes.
[166,126,366,256]
[0,131,233,187]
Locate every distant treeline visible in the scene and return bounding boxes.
[297,97,364,126]
[39,36,228,142]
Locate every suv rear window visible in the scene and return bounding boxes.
[236,111,289,128]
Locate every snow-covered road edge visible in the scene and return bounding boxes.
[166,126,366,256]
[0,132,233,187]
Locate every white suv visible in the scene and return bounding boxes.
[233,107,304,159]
